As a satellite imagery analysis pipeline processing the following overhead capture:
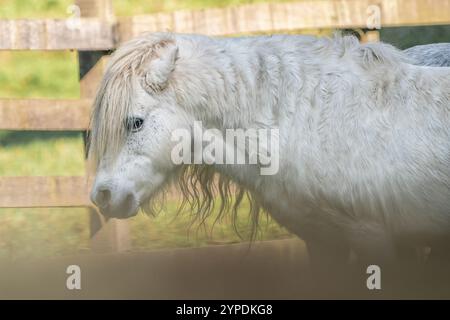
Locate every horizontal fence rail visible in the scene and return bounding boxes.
[0,176,91,208]
[0,18,115,50]
[119,0,450,40]
[0,99,91,130]
[0,0,449,49]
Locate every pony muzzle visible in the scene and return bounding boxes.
[91,184,139,219]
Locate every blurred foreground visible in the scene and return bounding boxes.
[1,238,450,299]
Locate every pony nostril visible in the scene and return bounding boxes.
[95,188,111,208]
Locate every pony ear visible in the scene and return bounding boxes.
[142,44,179,93]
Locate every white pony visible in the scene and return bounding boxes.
[89,33,450,265]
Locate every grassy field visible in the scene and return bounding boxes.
[0,0,293,18]
[0,203,291,260]
[0,0,294,261]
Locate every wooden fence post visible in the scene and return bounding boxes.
[76,0,131,253]
[361,30,380,43]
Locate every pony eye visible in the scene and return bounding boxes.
[126,117,144,132]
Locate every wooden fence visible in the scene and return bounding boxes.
[1,0,449,253]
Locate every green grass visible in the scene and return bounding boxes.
[0,202,291,260]
[0,0,72,19]
[0,50,82,178]
[130,198,291,252]
[0,208,90,260]
[0,131,86,176]
[0,0,294,18]
[0,51,79,99]
[113,0,294,16]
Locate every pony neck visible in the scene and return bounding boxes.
[175,37,288,131]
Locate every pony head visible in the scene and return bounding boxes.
[89,33,190,218]
[89,33,261,238]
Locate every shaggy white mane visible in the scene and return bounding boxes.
[89,33,408,166]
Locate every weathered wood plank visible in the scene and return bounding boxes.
[0,176,91,207]
[118,0,450,41]
[2,0,448,49]
[0,99,91,130]
[0,18,115,50]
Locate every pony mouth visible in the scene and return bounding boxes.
[99,206,138,219]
